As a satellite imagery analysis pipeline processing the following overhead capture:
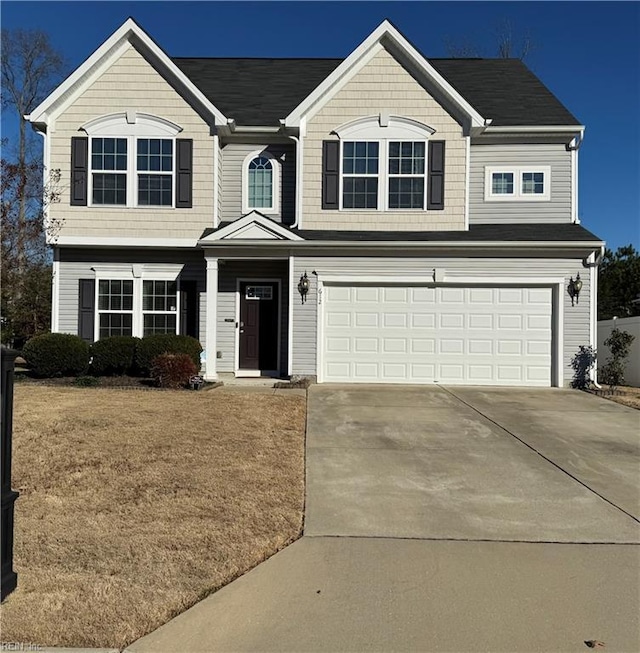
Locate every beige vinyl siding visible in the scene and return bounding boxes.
[470,143,572,223]
[219,143,295,224]
[216,260,289,373]
[291,255,590,385]
[303,46,467,231]
[49,44,214,240]
[57,248,206,345]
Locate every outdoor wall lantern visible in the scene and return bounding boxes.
[568,273,583,306]
[298,272,310,304]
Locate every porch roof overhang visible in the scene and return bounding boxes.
[198,219,603,257]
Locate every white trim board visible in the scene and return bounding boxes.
[285,20,485,128]
[27,18,227,128]
[234,278,283,377]
[201,212,303,242]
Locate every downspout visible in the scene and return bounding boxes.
[567,130,585,224]
[213,131,219,227]
[583,245,604,387]
[281,119,303,229]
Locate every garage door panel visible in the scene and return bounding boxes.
[322,284,552,386]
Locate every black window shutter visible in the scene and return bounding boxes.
[176,139,193,208]
[70,137,88,206]
[427,141,445,210]
[322,140,340,209]
[180,280,198,338]
[78,279,95,342]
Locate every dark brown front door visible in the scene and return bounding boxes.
[239,282,278,371]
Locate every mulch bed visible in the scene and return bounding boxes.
[14,372,222,391]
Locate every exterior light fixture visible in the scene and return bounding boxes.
[568,273,583,306]
[298,272,310,304]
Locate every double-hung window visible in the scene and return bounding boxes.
[90,137,174,207]
[341,140,428,210]
[248,156,274,210]
[342,142,379,209]
[143,280,178,336]
[91,138,128,205]
[137,139,173,206]
[388,142,426,209]
[94,269,180,340]
[485,166,550,201]
[97,280,134,338]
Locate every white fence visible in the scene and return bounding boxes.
[597,316,640,387]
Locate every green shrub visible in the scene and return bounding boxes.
[90,336,139,376]
[599,328,635,389]
[22,333,89,377]
[570,345,597,389]
[136,334,202,375]
[150,352,197,389]
[73,375,100,387]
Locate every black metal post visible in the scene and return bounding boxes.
[1,347,19,601]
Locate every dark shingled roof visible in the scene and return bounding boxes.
[173,56,580,127]
[202,223,602,243]
[429,59,580,126]
[172,58,342,126]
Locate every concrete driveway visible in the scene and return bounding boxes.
[306,385,640,542]
[127,384,640,653]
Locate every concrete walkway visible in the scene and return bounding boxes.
[127,385,640,653]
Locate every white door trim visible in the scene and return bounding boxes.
[235,277,282,377]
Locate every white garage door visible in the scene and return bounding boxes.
[322,284,553,386]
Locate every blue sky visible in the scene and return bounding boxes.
[2,1,639,250]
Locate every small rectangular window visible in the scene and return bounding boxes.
[492,172,514,195]
[522,172,545,194]
[246,285,273,300]
[485,167,550,201]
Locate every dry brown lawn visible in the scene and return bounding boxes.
[0,385,306,648]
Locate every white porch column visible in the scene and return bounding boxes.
[205,257,219,381]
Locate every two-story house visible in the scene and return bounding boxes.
[28,18,603,386]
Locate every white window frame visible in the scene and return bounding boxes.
[142,279,180,337]
[96,278,135,340]
[334,115,436,212]
[82,112,182,209]
[92,264,182,341]
[485,166,551,202]
[242,150,280,215]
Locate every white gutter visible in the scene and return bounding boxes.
[484,125,586,134]
[198,239,605,250]
[226,118,283,134]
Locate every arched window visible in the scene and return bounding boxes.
[248,156,273,209]
[243,150,279,214]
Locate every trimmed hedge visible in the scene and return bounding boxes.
[135,334,202,376]
[151,352,198,389]
[90,336,139,376]
[22,333,90,377]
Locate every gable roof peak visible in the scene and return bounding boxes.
[26,17,228,127]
